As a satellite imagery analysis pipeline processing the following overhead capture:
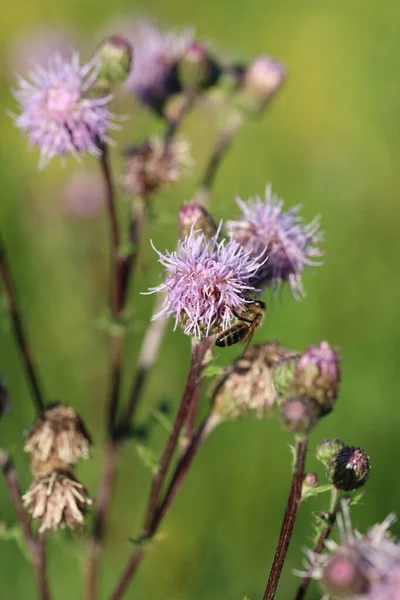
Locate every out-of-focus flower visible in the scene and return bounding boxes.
[124,21,193,110]
[12,53,119,168]
[279,395,320,434]
[24,403,91,466]
[326,446,371,491]
[61,170,105,217]
[213,341,298,420]
[95,35,133,87]
[301,505,400,600]
[178,203,217,239]
[147,227,265,338]
[23,470,92,533]
[236,55,286,115]
[121,137,191,199]
[227,184,323,298]
[316,438,345,465]
[292,341,340,416]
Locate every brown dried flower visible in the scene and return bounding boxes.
[24,403,91,466]
[23,470,92,533]
[121,137,191,199]
[213,341,298,420]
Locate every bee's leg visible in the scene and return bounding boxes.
[230,308,253,324]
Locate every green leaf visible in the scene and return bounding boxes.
[128,535,153,549]
[135,443,159,475]
[288,444,296,470]
[151,408,173,433]
[0,522,29,560]
[202,364,224,378]
[302,484,333,502]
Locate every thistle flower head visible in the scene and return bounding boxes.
[23,470,92,533]
[226,184,323,298]
[147,227,265,338]
[326,446,371,491]
[12,53,118,168]
[121,137,191,199]
[279,395,320,434]
[301,505,400,600]
[125,22,193,110]
[237,55,286,115]
[24,403,91,466]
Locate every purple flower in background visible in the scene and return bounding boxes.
[147,228,264,338]
[125,21,193,109]
[227,184,323,298]
[12,53,118,168]
[300,504,400,600]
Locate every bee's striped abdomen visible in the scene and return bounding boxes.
[215,323,249,347]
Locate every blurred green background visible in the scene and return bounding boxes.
[1,0,400,598]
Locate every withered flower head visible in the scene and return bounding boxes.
[213,341,298,420]
[121,137,191,199]
[24,403,91,466]
[23,470,92,533]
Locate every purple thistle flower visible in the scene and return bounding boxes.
[147,227,265,338]
[12,53,118,168]
[125,21,193,110]
[299,503,400,600]
[226,184,323,298]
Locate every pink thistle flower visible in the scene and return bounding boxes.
[226,184,323,298]
[12,53,119,168]
[147,227,265,338]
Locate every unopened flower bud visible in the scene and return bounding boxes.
[213,342,296,420]
[322,554,370,598]
[272,355,299,397]
[96,35,132,87]
[279,396,320,435]
[292,342,340,417]
[23,470,92,533]
[178,41,220,90]
[236,55,286,116]
[178,203,217,239]
[302,472,319,496]
[326,446,371,491]
[316,438,345,466]
[24,403,91,466]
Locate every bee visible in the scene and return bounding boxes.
[215,300,266,350]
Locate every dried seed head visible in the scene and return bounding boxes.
[279,395,320,435]
[23,470,92,533]
[178,203,218,239]
[121,137,191,199]
[24,403,91,466]
[326,446,371,491]
[213,341,297,420]
[292,341,340,416]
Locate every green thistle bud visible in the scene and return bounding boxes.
[235,55,286,116]
[279,396,320,435]
[316,438,345,466]
[178,41,220,91]
[178,203,217,239]
[302,472,319,496]
[326,446,371,491]
[272,354,299,397]
[96,35,132,87]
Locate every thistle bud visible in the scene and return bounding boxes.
[302,472,319,496]
[236,55,286,116]
[213,342,296,420]
[272,355,299,397]
[24,403,91,466]
[321,554,369,598]
[178,41,220,90]
[326,446,371,491]
[178,203,217,239]
[96,35,133,87]
[316,438,345,466]
[292,342,340,416]
[279,396,320,435]
[23,470,92,533]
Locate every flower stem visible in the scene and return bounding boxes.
[108,338,214,600]
[0,233,45,414]
[293,487,340,600]
[262,437,308,600]
[0,451,51,599]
